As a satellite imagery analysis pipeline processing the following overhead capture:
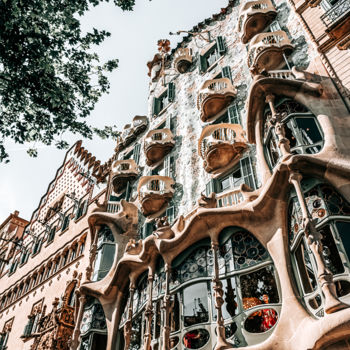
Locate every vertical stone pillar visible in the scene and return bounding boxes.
[161,263,171,350]
[289,172,347,314]
[212,242,231,350]
[85,229,99,281]
[143,270,154,350]
[69,293,86,350]
[124,284,135,350]
[265,94,291,157]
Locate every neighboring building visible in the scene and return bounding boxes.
[1,0,350,350]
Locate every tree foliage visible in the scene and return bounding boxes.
[0,0,135,163]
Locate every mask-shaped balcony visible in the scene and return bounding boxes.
[198,124,248,174]
[122,124,136,147]
[132,115,148,136]
[144,129,175,166]
[247,31,293,73]
[174,48,193,73]
[197,78,237,123]
[137,176,175,217]
[111,159,138,194]
[238,0,277,44]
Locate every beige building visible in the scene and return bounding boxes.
[1,0,350,349]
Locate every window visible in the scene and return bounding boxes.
[166,206,175,224]
[79,241,85,256]
[47,226,56,243]
[20,249,30,265]
[133,144,141,164]
[32,238,43,256]
[199,36,226,73]
[205,156,256,197]
[70,246,77,262]
[75,199,88,220]
[8,259,18,275]
[0,319,13,350]
[61,214,70,231]
[289,180,350,317]
[264,99,324,168]
[152,82,175,117]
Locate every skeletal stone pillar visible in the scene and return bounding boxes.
[161,263,171,350]
[266,94,291,157]
[143,272,154,350]
[212,242,231,350]
[289,172,348,314]
[124,285,135,350]
[69,293,86,350]
[85,229,99,281]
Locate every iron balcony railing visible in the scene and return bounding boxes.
[321,0,350,27]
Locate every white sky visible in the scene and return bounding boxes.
[0,0,228,222]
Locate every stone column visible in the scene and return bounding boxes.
[289,172,348,314]
[69,293,86,350]
[143,271,154,350]
[161,263,171,350]
[85,229,99,281]
[212,242,231,350]
[266,94,291,157]
[124,284,135,350]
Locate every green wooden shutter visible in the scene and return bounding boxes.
[125,182,131,201]
[164,155,173,178]
[165,114,172,131]
[168,82,175,103]
[270,20,281,32]
[199,55,207,73]
[23,317,34,337]
[133,144,141,164]
[83,199,89,215]
[222,66,232,83]
[152,97,161,117]
[166,207,175,224]
[240,156,257,190]
[205,179,218,197]
[216,36,226,55]
[228,104,241,124]
[142,222,153,239]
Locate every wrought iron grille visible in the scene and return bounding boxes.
[321,0,350,27]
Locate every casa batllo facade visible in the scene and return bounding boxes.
[1,0,350,349]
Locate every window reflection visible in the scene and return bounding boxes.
[240,266,279,310]
[183,283,209,327]
[183,329,210,349]
[212,277,238,320]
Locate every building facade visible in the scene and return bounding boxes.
[1,0,350,349]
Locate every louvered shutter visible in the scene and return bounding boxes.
[168,82,175,102]
[142,223,153,239]
[270,21,281,32]
[165,114,172,131]
[166,207,175,224]
[240,156,256,190]
[199,55,207,73]
[228,104,241,124]
[222,66,232,83]
[125,182,131,201]
[164,155,173,178]
[133,144,141,164]
[152,97,161,117]
[205,179,218,197]
[82,199,89,215]
[216,36,226,55]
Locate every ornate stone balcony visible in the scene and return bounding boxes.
[247,31,293,73]
[144,128,175,166]
[197,78,237,122]
[111,159,138,194]
[121,124,136,147]
[132,115,148,136]
[137,176,175,217]
[238,0,277,44]
[198,124,248,174]
[174,48,193,73]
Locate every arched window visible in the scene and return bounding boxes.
[80,297,107,350]
[263,98,324,168]
[120,231,280,349]
[289,179,350,318]
[70,245,77,262]
[92,226,115,282]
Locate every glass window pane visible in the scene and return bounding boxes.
[221,177,231,192]
[240,266,279,310]
[294,239,317,294]
[212,277,238,320]
[335,221,350,261]
[183,283,209,327]
[295,117,322,145]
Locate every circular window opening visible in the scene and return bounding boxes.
[183,329,210,349]
[244,308,278,333]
